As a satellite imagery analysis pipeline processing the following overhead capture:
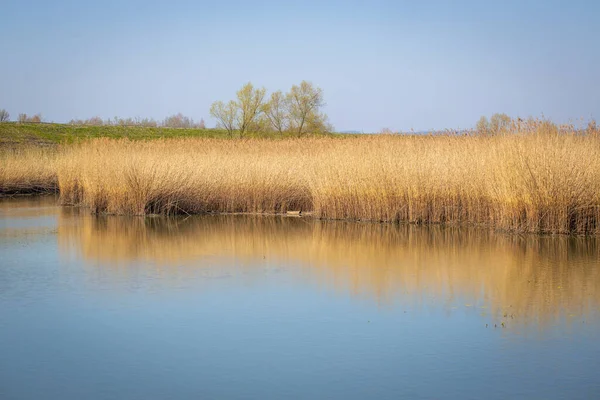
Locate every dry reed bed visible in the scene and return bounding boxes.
[3,129,600,234]
[0,147,58,194]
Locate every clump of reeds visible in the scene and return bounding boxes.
[310,130,600,234]
[0,146,58,194]
[56,138,313,215]
[4,120,600,234]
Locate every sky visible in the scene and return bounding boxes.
[1,0,598,132]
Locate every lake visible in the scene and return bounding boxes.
[1,196,599,399]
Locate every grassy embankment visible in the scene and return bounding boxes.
[0,122,232,147]
[1,122,599,234]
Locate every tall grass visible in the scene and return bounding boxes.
[3,123,600,234]
[56,138,313,215]
[0,146,58,194]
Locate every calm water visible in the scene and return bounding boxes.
[1,197,599,400]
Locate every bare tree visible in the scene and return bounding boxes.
[86,116,103,126]
[163,113,194,128]
[236,82,266,137]
[210,100,238,137]
[138,118,158,127]
[475,116,489,135]
[17,113,42,123]
[197,118,206,129]
[475,114,511,135]
[287,81,326,136]
[115,117,135,126]
[490,113,511,134]
[0,109,9,122]
[263,91,289,134]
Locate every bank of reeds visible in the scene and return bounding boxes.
[0,146,58,194]
[2,123,600,234]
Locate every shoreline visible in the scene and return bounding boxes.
[1,193,594,237]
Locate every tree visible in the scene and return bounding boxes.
[489,113,511,134]
[210,82,266,137]
[287,81,327,136]
[303,110,332,134]
[18,113,42,123]
[0,109,9,122]
[137,118,158,127]
[248,114,273,135]
[210,100,238,137]
[86,116,103,126]
[115,117,135,126]
[163,113,193,128]
[210,81,332,137]
[263,91,289,134]
[476,116,489,135]
[235,82,266,137]
[475,113,511,135]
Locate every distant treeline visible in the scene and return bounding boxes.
[1,107,597,136]
[378,113,598,136]
[0,110,206,129]
[473,113,598,136]
[69,113,206,129]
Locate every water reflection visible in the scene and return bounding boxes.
[57,208,600,327]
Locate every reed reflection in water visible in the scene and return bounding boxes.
[57,209,600,329]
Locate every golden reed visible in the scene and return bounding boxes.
[0,146,57,194]
[2,125,599,234]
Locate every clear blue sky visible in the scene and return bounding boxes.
[1,0,598,132]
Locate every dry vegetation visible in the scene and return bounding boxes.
[2,121,600,234]
[0,146,58,194]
